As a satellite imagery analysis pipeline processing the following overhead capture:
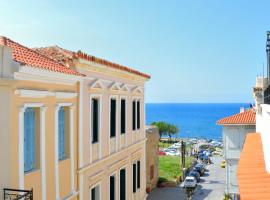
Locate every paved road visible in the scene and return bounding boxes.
[193,156,226,200]
[147,156,226,200]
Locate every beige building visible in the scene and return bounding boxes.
[35,46,151,200]
[0,37,82,200]
[145,126,159,192]
[0,37,150,200]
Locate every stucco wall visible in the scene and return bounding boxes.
[146,126,159,192]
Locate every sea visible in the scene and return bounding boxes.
[146,103,250,141]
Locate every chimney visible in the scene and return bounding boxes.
[266,31,270,82]
[240,107,245,113]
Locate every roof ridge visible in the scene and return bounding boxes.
[0,36,84,76]
[3,37,74,69]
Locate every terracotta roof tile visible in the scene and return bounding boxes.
[216,109,256,125]
[238,133,270,200]
[0,36,84,76]
[34,46,151,79]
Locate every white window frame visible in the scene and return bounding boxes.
[89,94,102,163]
[90,182,101,200]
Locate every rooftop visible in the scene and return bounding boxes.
[0,36,84,76]
[34,46,151,79]
[216,109,256,125]
[238,133,270,200]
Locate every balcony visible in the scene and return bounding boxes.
[4,188,33,200]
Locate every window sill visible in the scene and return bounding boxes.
[59,157,70,162]
[24,168,40,176]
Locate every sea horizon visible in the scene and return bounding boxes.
[146,103,251,140]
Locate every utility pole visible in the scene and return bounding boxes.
[181,140,186,179]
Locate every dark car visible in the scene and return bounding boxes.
[189,170,200,182]
[193,164,205,175]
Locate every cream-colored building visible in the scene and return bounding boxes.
[0,37,150,200]
[145,126,159,192]
[0,37,82,200]
[35,46,151,200]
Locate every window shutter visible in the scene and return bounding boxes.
[24,108,36,172]
[58,107,65,160]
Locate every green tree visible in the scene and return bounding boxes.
[167,124,179,141]
[151,121,179,141]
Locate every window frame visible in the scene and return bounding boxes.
[110,97,117,138]
[90,182,101,200]
[90,95,102,144]
[119,167,126,200]
[120,96,127,135]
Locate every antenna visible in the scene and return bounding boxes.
[263,62,265,77]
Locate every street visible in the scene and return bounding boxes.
[147,156,226,200]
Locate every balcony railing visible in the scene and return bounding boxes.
[4,188,33,200]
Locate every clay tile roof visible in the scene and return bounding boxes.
[216,109,256,125]
[0,36,84,76]
[33,46,151,79]
[238,133,270,200]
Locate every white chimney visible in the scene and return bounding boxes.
[240,107,245,113]
[0,44,19,78]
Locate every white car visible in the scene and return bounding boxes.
[183,176,197,188]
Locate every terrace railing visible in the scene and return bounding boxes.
[3,188,33,200]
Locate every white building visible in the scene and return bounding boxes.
[217,109,256,199]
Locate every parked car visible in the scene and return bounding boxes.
[193,164,205,175]
[158,150,166,156]
[220,160,226,168]
[188,170,200,182]
[183,176,197,188]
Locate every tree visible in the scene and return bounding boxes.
[167,124,179,141]
[151,121,179,141]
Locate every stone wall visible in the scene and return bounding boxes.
[146,126,159,192]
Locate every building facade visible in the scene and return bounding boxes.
[34,46,151,200]
[0,37,82,200]
[217,109,255,199]
[0,38,150,200]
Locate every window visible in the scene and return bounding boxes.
[110,99,116,138]
[133,163,136,193]
[120,99,126,134]
[92,99,99,143]
[91,185,100,200]
[110,175,115,200]
[24,107,38,172]
[150,165,154,180]
[132,101,136,131]
[120,169,126,200]
[136,101,140,129]
[58,107,69,160]
[137,160,141,189]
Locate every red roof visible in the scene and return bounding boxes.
[216,109,256,125]
[238,133,270,200]
[34,46,151,79]
[0,36,84,76]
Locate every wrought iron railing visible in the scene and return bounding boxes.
[3,188,33,200]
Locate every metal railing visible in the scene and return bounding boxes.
[4,188,33,200]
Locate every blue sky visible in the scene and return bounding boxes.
[0,1,269,103]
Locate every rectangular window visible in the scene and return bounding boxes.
[132,101,136,131]
[91,185,100,200]
[24,107,37,172]
[58,107,68,160]
[133,163,136,193]
[137,160,141,189]
[121,99,126,134]
[150,165,154,180]
[92,99,99,143]
[136,101,140,130]
[110,99,116,138]
[110,175,115,200]
[120,169,126,200]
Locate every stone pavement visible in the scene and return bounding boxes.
[147,156,226,200]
